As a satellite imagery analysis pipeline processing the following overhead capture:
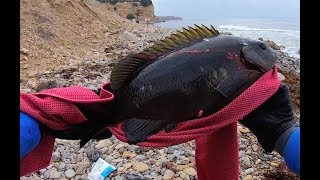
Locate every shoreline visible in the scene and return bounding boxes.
[153,19,300,61]
[151,16,183,23]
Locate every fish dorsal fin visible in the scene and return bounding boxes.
[110,55,149,90]
[110,24,220,90]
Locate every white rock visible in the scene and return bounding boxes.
[115,143,127,150]
[43,168,61,179]
[58,162,66,171]
[240,156,252,169]
[183,167,197,176]
[52,151,61,162]
[245,168,254,174]
[163,169,175,180]
[278,72,286,81]
[65,169,76,178]
[132,162,149,172]
[180,156,190,165]
[95,139,113,149]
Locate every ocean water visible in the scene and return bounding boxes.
[155,18,300,59]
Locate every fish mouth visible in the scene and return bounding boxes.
[240,50,265,72]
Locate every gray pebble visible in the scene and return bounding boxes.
[118,147,127,153]
[167,154,175,161]
[65,163,74,170]
[239,150,245,158]
[245,168,255,174]
[173,150,181,157]
[75,161,89,175]
[74,175,82,180]
[239,144,247,150]
[125,171,146,180]
[149,159,157,165]
[144,174,156,180]
[240,156,252,169]
[58,162,66,171]
[86,147,102,162]
[127,145,139,151]
[135,155,147,161]
[184,149,195,156]
[60,148,71,159]
[43,168,61,179]
[179,156,190,165]
[167,147,176,154]
[52,151,61,162]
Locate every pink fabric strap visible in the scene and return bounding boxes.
[20,68,280,179]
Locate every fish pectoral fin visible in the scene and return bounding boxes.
[216,72,248,98]
[123,118,165,145]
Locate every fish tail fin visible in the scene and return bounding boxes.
[79,127,113,148]
[76,101,116,148]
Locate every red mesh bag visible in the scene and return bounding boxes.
[20,84,114,176]
[20,67,280,179]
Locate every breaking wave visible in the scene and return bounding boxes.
[156,19,300,59]
[217,25,300,59]
[218,25,299,33]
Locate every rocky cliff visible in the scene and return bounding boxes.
[20,0,167,82]
[103,1,155,22]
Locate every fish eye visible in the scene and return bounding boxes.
[258,42,267,50]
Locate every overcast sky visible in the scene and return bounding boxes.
[152,0,300,19]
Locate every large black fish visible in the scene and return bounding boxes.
[109,24,279,145]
